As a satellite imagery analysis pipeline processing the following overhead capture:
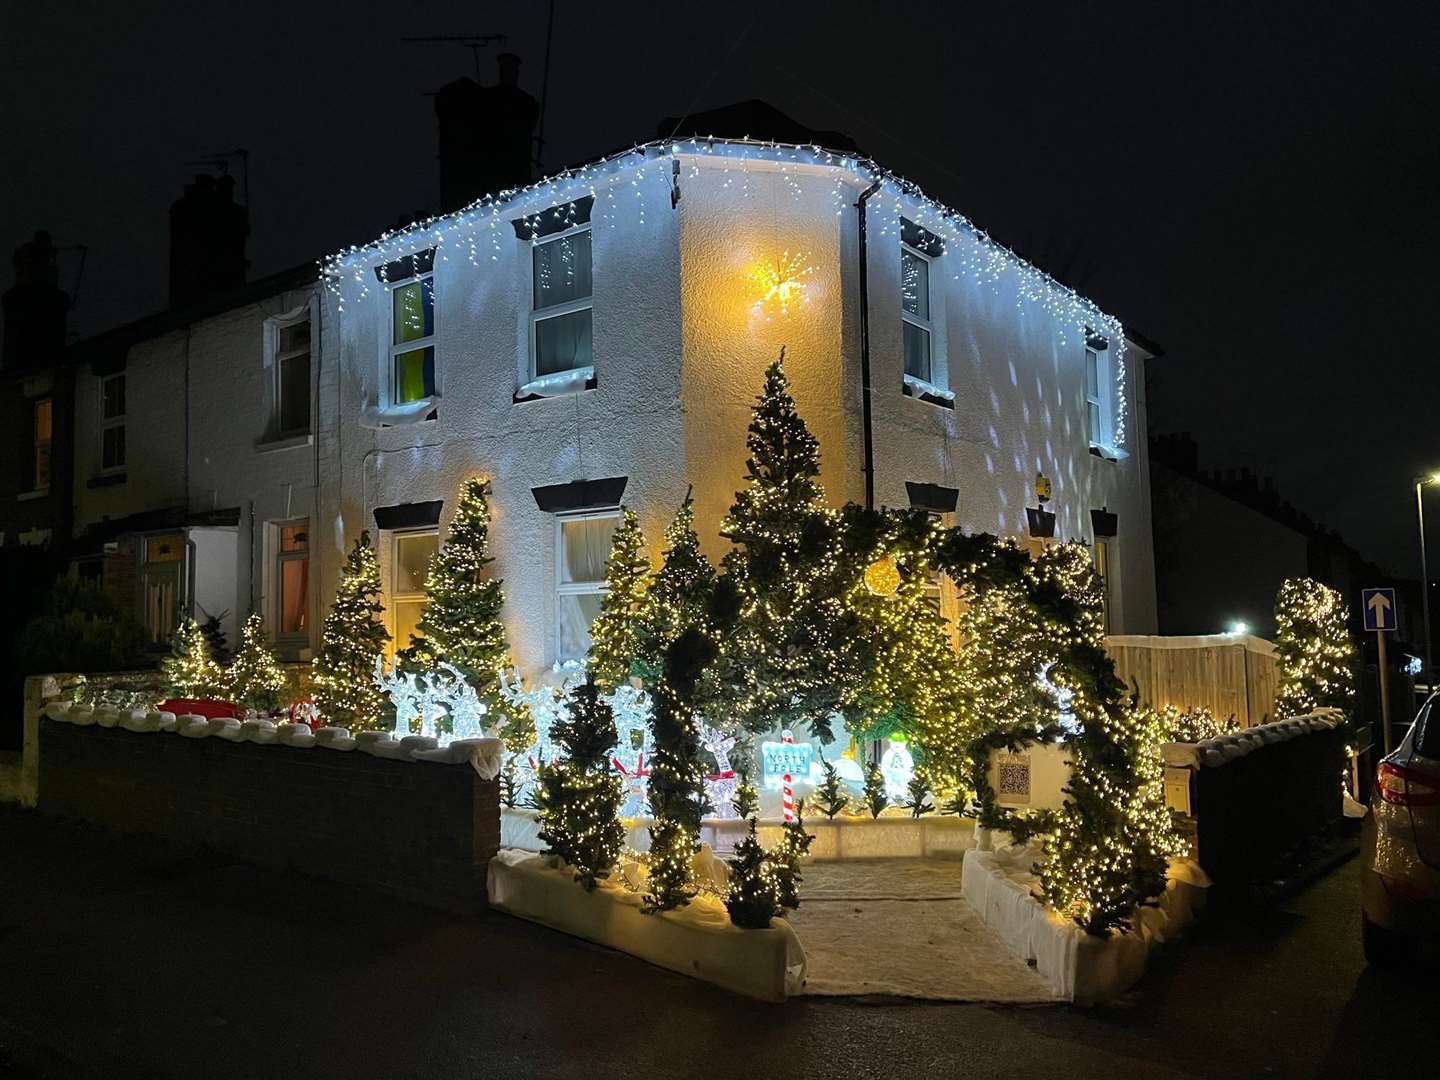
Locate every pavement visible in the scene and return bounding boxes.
[1,805,1437,1079]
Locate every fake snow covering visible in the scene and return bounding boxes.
[960,841,1209,1005]
[487,849,805,1001]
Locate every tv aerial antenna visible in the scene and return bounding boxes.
[184,147,251,208]
[402,33,508,79]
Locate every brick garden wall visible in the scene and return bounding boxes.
[37,720,500,912]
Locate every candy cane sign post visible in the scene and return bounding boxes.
[781,729,796,822]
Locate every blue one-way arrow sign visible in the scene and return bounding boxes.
[1363,587,1397,632]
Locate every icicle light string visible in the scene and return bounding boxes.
[322,137,1129,447]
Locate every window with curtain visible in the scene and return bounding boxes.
[276,521,310,639]
[100,373,126,473]
[392,530,439,654]
[901,246,932,383]
[32,397,52,490]
[391,275,436,404]
[274,317,312,435]
[555,510,618,662]
[531,228,593,379]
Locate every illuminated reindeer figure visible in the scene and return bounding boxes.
[699,722,738,819]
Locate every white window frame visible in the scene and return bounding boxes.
[1085,343,1111,451]
[273,518,311,645]
[900,242,934,386]
[390,527,438,655]
[386,271,436,408]
[554,507,619,663]
[99,372,126,474]
[267,305,314,438]
[528,222,594,386]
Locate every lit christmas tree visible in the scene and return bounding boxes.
[311,531,390,730]
[638,490,716,686]
[160,616,225,699]
[537,675,626,890]
[814,757,849,819]
[839,507,965,786]
[767,809,814,910]
[643,626,712,912]
[586,508,651,692]
[227,612,287,715]
[731,758,760,820]
[902,768,933,818]
[1274,577,1356,718]
[725,819,779,929]
[863,760,889,818]
[404,477,531,749]
[719,356,853,738]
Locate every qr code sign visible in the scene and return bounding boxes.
[996,756,1031,802]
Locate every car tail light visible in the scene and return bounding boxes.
[1376,760,1440,806]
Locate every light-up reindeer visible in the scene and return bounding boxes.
[699,722,738,819]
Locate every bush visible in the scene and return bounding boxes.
[17,578,149,675]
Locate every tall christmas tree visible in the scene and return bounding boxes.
[719,356,853,738]
[312,531,390,730]
[227,612,287,715]
[161,615,225,699]
[404,477,531,748]
[537,675,626,889]
[639,490,716,682]
[643,626,713,912]
[586,508,651,691]
[1274,577,1356,718]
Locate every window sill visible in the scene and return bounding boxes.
[514,366,596,403]
[902,374,955,409]
[88,472,127,489]
[360,396,440,430]
[1088,445,1125,463]
[16,487,50,502]
[256,432,313,453]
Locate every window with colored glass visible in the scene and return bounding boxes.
[391,275,435,404]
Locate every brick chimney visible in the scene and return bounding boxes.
[169,173,249,308]
[1,230,70,373]
[434,53,539,213]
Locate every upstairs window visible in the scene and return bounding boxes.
[276,520,310,641]
[531,227,593,380]
[99,373,126,473]
[555,510,618,663]
[1085,344,1108,449]
[390,273,436,404]
[32,397,52,490]
[901,246,932,383]
[273,316,312,436]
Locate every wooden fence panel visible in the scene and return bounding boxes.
[1105,634,1278,729]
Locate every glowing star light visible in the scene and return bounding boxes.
[747,250,813,318]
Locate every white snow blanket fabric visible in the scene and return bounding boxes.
[487,849,806,1002]
[411,737,504,780]
[961,842,1208,1005]
[314,726,355,751]
[788,859,1056,1002]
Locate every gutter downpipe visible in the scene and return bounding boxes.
[855,177,882,512]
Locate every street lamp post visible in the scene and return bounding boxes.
[1416,474,1439,681]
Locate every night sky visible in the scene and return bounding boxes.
[3,1,1436,572]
